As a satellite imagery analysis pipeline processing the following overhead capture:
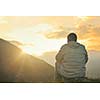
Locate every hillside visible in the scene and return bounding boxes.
[86,51,100,79]
[0,38,54,83]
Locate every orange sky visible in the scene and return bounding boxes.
[0,16,100,56]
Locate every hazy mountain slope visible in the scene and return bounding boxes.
[86,51,100,79]
[0,38,54,83]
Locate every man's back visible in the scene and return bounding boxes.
[55,33,88,82]
[56,41,88,79]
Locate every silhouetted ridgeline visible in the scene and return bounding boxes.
[0,38,54,83]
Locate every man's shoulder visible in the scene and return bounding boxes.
[77,43,85,48]
[77,43,87,51]
[60,44,68,49]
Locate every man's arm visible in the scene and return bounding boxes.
[56,45,65,63]
[83,45,88,63]
[85,49,88,63]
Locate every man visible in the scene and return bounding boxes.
[55,33,88,83]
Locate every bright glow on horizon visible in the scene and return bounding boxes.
[21,46,34,55]
[77,16,88,21]
[21,45,48,56]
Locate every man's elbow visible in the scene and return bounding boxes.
[56,57,60,62]
[56,55,61,62]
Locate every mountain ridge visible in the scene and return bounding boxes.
[0,38,54,82]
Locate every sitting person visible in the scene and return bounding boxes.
[55,33,88,83]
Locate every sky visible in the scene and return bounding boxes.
[0,16,100,56]
[0,16,100,78]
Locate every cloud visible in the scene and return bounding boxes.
[10,40,34,47]
[37,19,100,51]
[75,17,100,51]
[45,31,67,39]
[76,16,100,37]
[0,17,8,24]
[86,38,100,51]
[41,26,74,39]
[1,16,100,51]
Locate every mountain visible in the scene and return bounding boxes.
[86,51,100,79]
[39,51,57,66]
[0,38,54,83]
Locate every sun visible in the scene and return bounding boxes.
[21,46,34,55]
[20,45,44,56]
